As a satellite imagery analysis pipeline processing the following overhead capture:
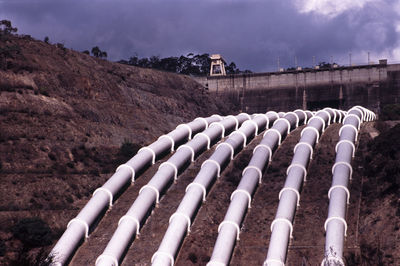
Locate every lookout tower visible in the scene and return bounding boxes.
[210,54,226,76]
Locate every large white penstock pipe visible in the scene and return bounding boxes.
[264,108,344,266]
[322,106,375,266]
[207,110,313,266]
[151,111,285,266]
[95,113,252,266]
[49,115,222,265]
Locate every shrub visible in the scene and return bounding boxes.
[380,104,400,121]
[119,139,141,159]
[12,218,52,248]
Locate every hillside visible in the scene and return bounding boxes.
[0,34,230,264]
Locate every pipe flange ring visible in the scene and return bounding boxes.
[308,116,326,132]
[253,144,272,162]
[211,114,223,121]
[218,220,241,240]
[158,135,175,152]
[186,182,207,201]
[138,146,156,164]
[230,131,247,147]
[225,115,239,130]
[286,163,308,181]
[285,111,299,128]
[194,117,209,129]
[279,187,300,206]
[202,159,221,178]
[264,128,282,145]
[263,258,285,266]
[332,161,353,180]
[242,165,263,184]
[139,185,160,204]
[93,187,113,207]
[170,212,191,232]
[271,218,293,238]
[273,118,291,135]
[209,122,226,138]
[116,164,136,182]
[207,260,226,266]
[231,189,252,208]
[239,112,252,120]
[96,254,119,266]
[254,113,270,129]
[118,215,140,235]
[343,114,361,130]
[323,108,336,123]
[159,162,178,181]
[339,124,359,141]
[293,142,314,160]
[328,185,350,204]
[324,216,348,236]
[301,126,320,143]
[67,218,89,238]
[217,142,235,160]
[294,109,307,125]
[177,144,195,162]
[176,123,193,140]
[243,119,259,136]
[335,140,356,157]
[151,251,174,266]
[266,111,279,121]
[317,109,331,125]
[349,107,364,122]
[195,132,211,149]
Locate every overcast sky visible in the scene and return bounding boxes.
[1,0,400,72]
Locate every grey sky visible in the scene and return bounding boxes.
[1,0,399,72]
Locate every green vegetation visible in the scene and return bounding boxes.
[91,46,107,59]
[12,218,53,248]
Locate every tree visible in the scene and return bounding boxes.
[91,46,107,58]
[44,36,49,43]
[0,20,17,35]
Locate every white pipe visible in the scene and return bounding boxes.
[49,115,221,265]
[264,109,340,266]
[151,111,284,266]
[207,110,312,266]
[95,113,252,266]
[322,106,375,266]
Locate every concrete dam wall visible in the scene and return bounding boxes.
[193,64,400,113]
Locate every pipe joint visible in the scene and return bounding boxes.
[242,166,263,184]
[159,162,178,181]
[263,258,285,266]
[343,114,361,130]
[243,119,259,136]
[218,220,241,240]
[301,127,320,143]
[176,123,193,139]
[286,163,307,181]
[225,115,239,130]
[231,189,252,208]
[151,251,174,266]
[207,260,226,266]
[170,212,191,232]
[335,140,355,157]
[158,135,175,152]
[254,113,270,128]
[195,132,211,149]
[118,215,140,235]
[67,218,89,238]
[211,114,223,121]
[186,182,207,201]
[209,122,225,138]
[332,161,353,180]
[317,109,331,125]
[293,142,313,160]
[194,117,209,129]
[264,128,282,145]
[217,142,235,160]
[253,144,272,162]
[279,187,300,206]
[338,124,358,141]
[177,144,195,162]
[308,116,326,132]
[328,185,350,204]
[93,187,113,207]
[273,118,291,135]
[96,254,119,266]
[116,164,136,182]
[139,185,160,204]
[138,146,156,164]
[230,131,247,147]
[285,111,299,127]
[266,111,279,121]
[271,217,293,238]
[202,159,221,178]
[324,216,348,236]
[294,109,307,124]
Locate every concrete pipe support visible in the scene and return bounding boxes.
[321,106,375,266]
[264,109,339,266]
[49,115,221,265]
[207,110,313,266]
[95,113,252,266]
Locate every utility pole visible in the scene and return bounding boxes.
[368,51,370,64]
[277,56,280,71]
[295,56,298,68]
[349,53,352,66]
[312,56,316,67]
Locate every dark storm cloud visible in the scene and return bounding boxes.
[1,0,399,72]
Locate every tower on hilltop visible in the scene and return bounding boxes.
[210,54,226,76]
